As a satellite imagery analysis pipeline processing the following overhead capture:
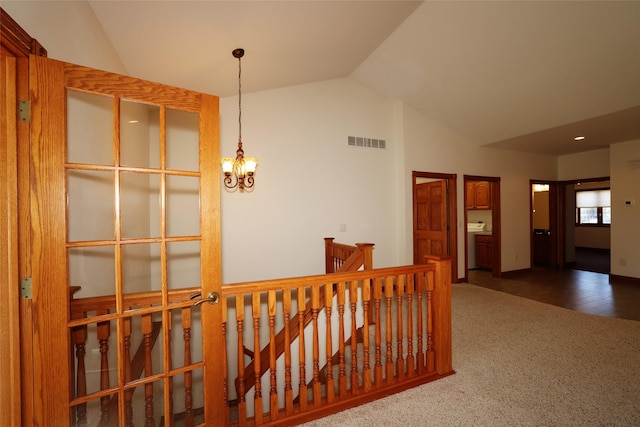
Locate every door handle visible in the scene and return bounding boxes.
[191,291,220,306]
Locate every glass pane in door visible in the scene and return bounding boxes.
[29,57,219,425]
[120,171,161,239]
[67,170,115,242]
[166,175,200,237]
[166,108,199,172]
[67,90,113,165]
[120,100,160,169]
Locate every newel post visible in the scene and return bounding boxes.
[324,237,335,273]
[355,243,375,270]
[425,255,453,376]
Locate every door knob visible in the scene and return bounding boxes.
[192,291,220,306]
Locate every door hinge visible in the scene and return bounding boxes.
[18,100,31,122]
[20,277,32,300]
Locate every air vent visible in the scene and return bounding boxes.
[347,136,386,149]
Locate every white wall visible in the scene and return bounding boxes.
[6,1,638,285]
[400,105,558,276]
[557,148,610,181]
[220,78,399,283]
[3,0,126,74]
[610,140,640,278]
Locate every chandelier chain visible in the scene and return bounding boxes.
[222,48,256,191]
[238,54,242,142]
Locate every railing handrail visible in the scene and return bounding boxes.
[70,287,199,315]
[221,263,434,296]
[225,255,453,426]
[324,237,374,273]
[235,239,376,396]
[69,239,375,315]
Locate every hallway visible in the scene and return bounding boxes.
[468,268,640,321]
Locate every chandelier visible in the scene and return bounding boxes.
[221,48,258,191]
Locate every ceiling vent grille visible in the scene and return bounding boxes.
[348,136,386,149]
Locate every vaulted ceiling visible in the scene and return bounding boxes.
[88,0,640,156]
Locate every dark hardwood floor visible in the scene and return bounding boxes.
[467,267,640,321]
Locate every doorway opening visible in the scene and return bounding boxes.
[412,171,458,283]
[530,177,610,274]
[568,179,611,273]
[464,175,501,280]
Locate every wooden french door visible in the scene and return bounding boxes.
[29,55,223,425]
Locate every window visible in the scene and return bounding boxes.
[576,189,610,226]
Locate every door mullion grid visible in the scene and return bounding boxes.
[158,104,174,422]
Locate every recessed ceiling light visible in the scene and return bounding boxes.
[574,136,586,141]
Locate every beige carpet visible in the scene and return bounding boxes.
[300,283,640,426]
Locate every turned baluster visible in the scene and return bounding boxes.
[97,313,111,426]
[373,277,382,388]
[362,279,372,391]
[324,283,335,403]
[167,312,173,426]
[337,282,347,398]
[311,286,321,407]
[235,296,246,425]
[222,295,229,424]
[427,288,435,372]
[182,307,193,427]
[426,268,436,372]
[406,275,415,377]
[123,317,133,427]
[268,290,278,420]
[142,313,154,427]
[297,287,308,411]
[416,272,425,373]
[385,276,395,383]
[395,275,406,381]
[252,293,263,425]
[349,280,359,393]
[72,323,87,426]
[282,289,293,416]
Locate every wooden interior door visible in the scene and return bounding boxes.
[413,180,449,263]
[29,55,223,425]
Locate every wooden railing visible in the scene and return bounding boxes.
[222,256,453,426]
[69,288,199,427]
[324,238,374,273]
[67,249,453,426]
[236,239,375,395]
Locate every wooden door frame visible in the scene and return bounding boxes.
[463,175,501,279]
[1,8,47,425]
[412,171,458,283]
[530,179,562,268]
[531,177,610,270]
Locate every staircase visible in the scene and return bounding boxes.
[235,239,374,396]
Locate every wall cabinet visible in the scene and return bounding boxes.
[475,234,493,269]
[466,181,491,210]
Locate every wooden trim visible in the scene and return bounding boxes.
[463,175,501,277]
[0,8,47,57]
[30,54,70,424]
[530,179,564,268]
[412,171,458,283]
[1,9,46,426]
[609,274,640,286]
[0,53,22,427]
[499,267,532,279]
[222,260,454,425]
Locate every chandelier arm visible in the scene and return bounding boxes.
[244,175,255,189]
[223,174,238,189]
